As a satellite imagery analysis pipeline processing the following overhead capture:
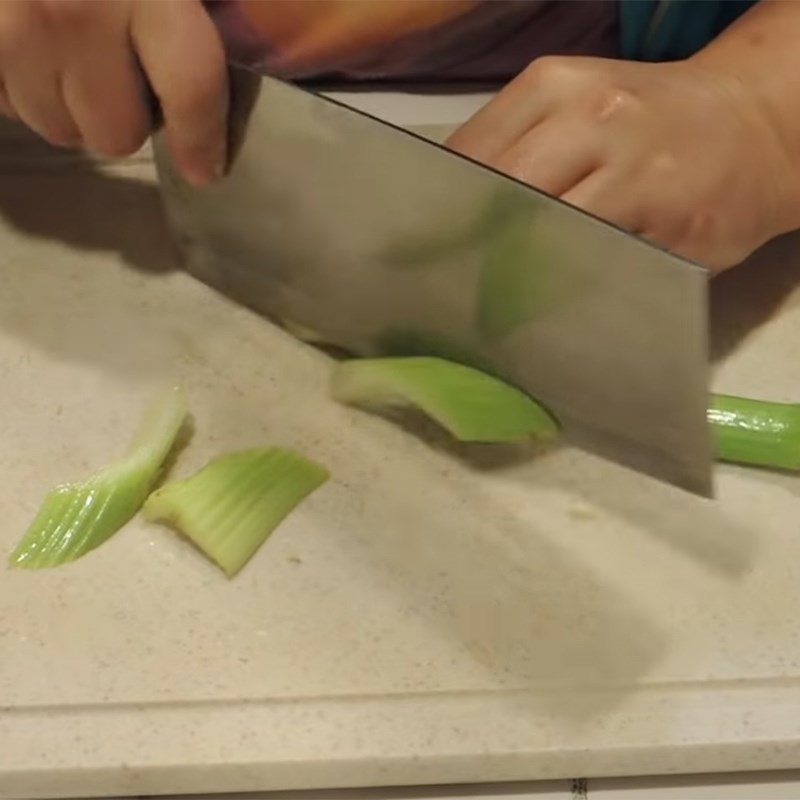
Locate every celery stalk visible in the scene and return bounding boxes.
[143,448,329,577]
[9,386,188,569]
[331,356,558,443]
[709,394,800,470]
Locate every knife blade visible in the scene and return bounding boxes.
[154,67,712,495]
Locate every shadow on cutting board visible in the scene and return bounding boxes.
[208,382,668,724]
[531,448,758,581]
[710,231,800,364]
[0,120,200,380]
[374,408,757,580]
[341,469,667,723]
[0,137,177,276]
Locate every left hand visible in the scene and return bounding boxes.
[446,56,800,272]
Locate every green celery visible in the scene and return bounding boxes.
[331,356,558,443]
[709,394,800,470]
[10,386,188,569]
[144,448,329,577]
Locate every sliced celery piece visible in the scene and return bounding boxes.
[709,394,800,470]
[9,386,188,569]
[143,448,329,577]
[331,356,558,443]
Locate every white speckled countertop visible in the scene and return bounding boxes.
[4,91,800,800]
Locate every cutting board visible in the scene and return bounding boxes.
[4,104,800,800]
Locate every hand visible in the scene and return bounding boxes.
[447,55,800,271]
[0,0,227,186]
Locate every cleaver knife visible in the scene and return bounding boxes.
[154,67,712,495]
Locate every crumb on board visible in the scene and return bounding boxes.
[568,506,597,522]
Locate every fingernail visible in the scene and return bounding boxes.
[211,153,226,180]
[182,152,225,187]
[181,164,212,188]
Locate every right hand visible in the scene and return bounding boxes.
[0,0,227,186]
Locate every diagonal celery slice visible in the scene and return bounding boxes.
[331,356,558,443]
[143,448,329,577]
[9,386,189,569]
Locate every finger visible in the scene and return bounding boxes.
[5,68,80,147]
[642,208,733,269]
[61,20,150,157]
[0,2,79,145]
[446,74,552,163]
[635,178,712,257]
[0,80,18,119]
[491,116,604,197]
[132,0,227,186]
[561,168,648,234]
[640,216,689,255]
[445,56,589,163]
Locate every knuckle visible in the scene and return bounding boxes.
[522,56,575,87]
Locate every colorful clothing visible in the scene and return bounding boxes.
[209,1,617,82]
[620,0,758,61]
[209,0,759,83]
